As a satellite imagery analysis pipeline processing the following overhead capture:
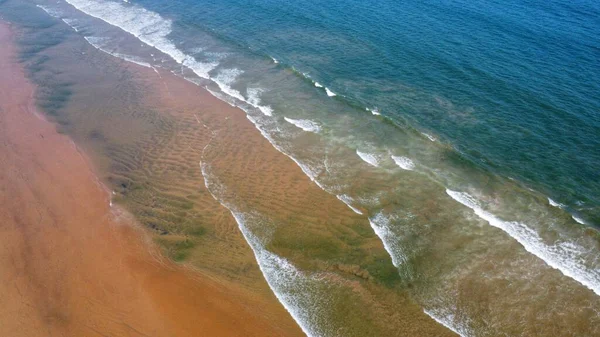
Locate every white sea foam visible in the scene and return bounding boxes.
[446,189,600,296]
[336,195,363,215]
[422,132,436,142]
[424,309,471,337]
[366,107,381,116]
[200,164,327,337]
[83,35,109,48]
[369,213,471,335]
[84,36,152,68]
[66,0,217,79]
[368,213,407,268]
[36,4,62,18]
[246,88,274,116]
[62,18,80,32]
[213,68,246,102]
[548,198,564,208]
[572,215,586,225]
[325,87,336,97]
[244,114,325,189]
[112,52,152,68]
[367,209,470,336]
[230,218,329,337]
[356,150,379,167]
[391,156,415,171]
[205,86,237,107]
[314,82,323,88]
[284,118,321,133]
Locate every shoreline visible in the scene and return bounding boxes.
[0,1,465,334]
[7,0,599,335]
[0,20,304,337]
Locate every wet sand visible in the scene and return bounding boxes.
[0,21,304,337]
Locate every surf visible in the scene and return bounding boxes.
[446,189,600,296]
[284,118,321,133]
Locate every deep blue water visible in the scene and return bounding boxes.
[135,0,600,225]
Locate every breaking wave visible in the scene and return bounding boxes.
[284,118,321,133]
[65,0,217,78]
[446,189,600,296]
[356,150,380,167]
[392,155,415,170]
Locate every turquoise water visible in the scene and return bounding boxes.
[13,0,600,335]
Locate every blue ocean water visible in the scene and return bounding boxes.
[136,0,600,225]
[16,0,600,334]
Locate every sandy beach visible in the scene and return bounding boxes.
[0,21,305,337]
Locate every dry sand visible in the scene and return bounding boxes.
[0,21,303,337]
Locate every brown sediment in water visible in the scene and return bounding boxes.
[0,21,304,337]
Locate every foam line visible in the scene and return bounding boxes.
[84,36,152,68]
[213,68,246,102]
[247,88,274,116]
[422,132,436,142]
[284,118,321,133]
[66,0,217,79]
[62,18,80,32]
[446,189,600,296]
[367,107,381,116]
[423,309,471,337]
[356,150,379,167]
[548,198,564,208]
[36,4,62,18]
[200,163,327,337]
[368,213,407,268]
[391,155,415,170]
[336,195,363,215]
